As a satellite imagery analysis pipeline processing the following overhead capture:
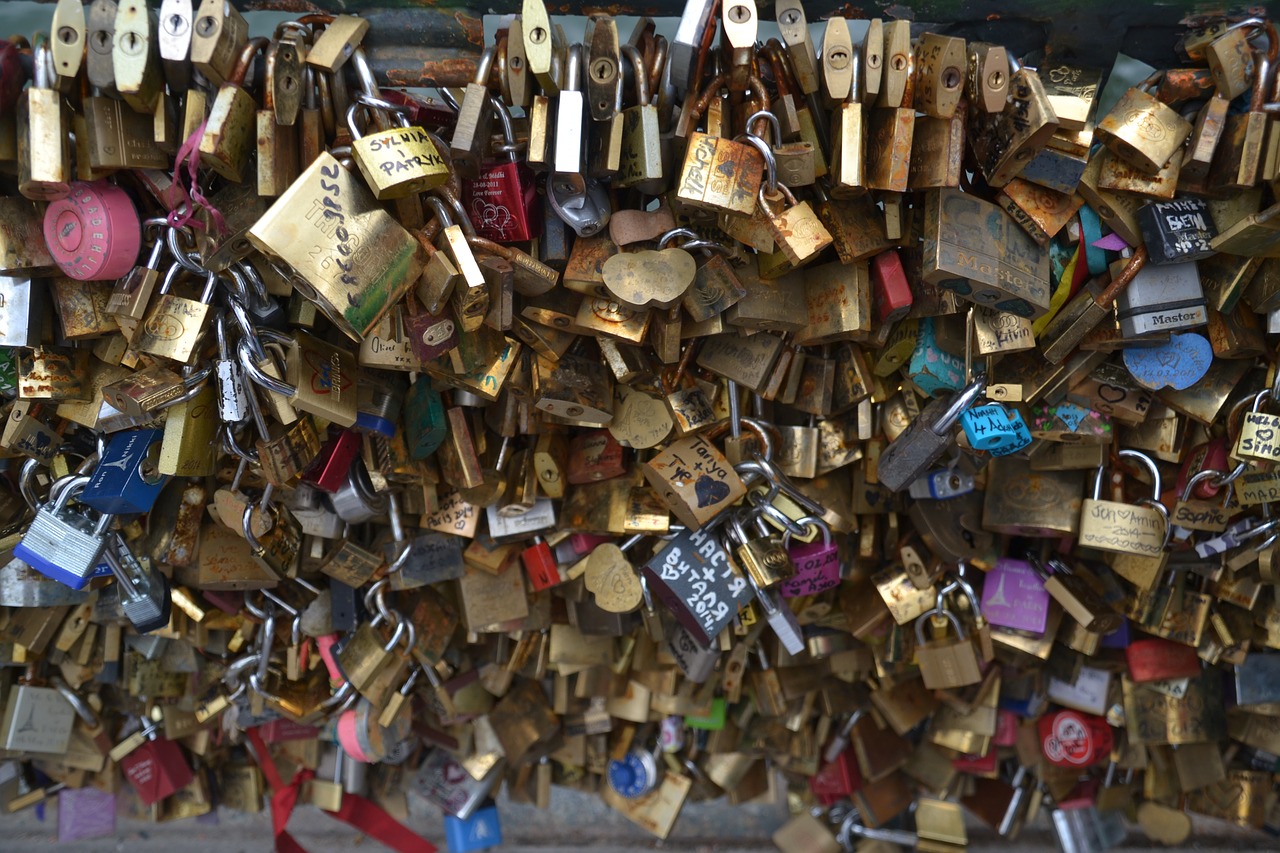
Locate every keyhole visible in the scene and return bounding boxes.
[510,55,523,71]
[528,26,547,45]
[728,4,751,24]
[892,53,907,72]
[282,75,297,93]
[196,15,217,37]
[591,58,613,81]
[91,29,111,52]
[828,49,849,70]
[988,70,1005,89]
[942,66,962,90]
[779,10,799,25]
[867,52,882,69]
[56,26,78,45]
[165,14,188,36]
[123,31,142,54]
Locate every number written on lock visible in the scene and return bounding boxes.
[643,527,751,645]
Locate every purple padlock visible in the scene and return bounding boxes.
[57,787,116,842]
[781,517,842,598]
[980,558,1051,634]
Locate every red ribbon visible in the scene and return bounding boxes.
[247,726,436,853]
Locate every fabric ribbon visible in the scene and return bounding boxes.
[246,726,436,853]
[167,120,228,236]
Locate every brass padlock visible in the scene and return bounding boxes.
[915,606,983,689]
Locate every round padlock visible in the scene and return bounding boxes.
[1037,709,1113,768]
[607,746,661,799]
[43,180,142,280]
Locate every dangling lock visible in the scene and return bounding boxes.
[616,43,666,192]
[463,95,540,244]
[878,376,986,492]
[242,498,303,579]
[109,219,171,322]
[727,511,796,590]
[1205,17,1276,101]
[1028,555,1123,635]
[18,40,71,201]
[449,45,497,179]
[600,227,697,310]
[866,28,915,193]
[345,51,449,199]
[1234,388,1280,464]
[779,516,841,598]
[14,474,114,590]
[747,107,816,189]
[189,0,248,86]
[135,261,218,363]
[607,732,664,799]
[967,55,1060,187]
[737,130,832,269]
[829,42,865,198]
[943,568,993,662]
[199,37,269,181]
[1209,50,1275,191]
[1078,450,1169,557]
[103,533,172,634]
[914,604,983,689]
[113,0,163,114]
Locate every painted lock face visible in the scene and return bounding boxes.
[43,181,142,280]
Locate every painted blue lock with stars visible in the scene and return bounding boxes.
[81,429,168,515]
[444,800,502,852]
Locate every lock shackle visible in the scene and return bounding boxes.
[563,42,581,91]
[933,378,988,436]
[351,46,379,98]
[1117,448,1162,500]
[488,94,522,162]
[914,606,966,645]
[425,196,455,229]
[754,496,813,539]
[473,44,497,87]
[733,132,778,192]
[745,109,782,147]
[1180,468,1220,502]
[780,515,832,549]
[242,502,283,556]
[237,338,297,398]
[365,576,395,624]
[849,42,862,104]
[1250,55,1274,111]
[49,474,92,513]
[227,297,266,362]
[50,678,99,727]
[229,37,270,88]
[166,227,207,275]
[255,609,278,683]
[620,43,650,105]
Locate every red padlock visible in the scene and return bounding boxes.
[462,99,540,244]
[43,180,142,280]
[405,305,459,362]
[258,719,321,743]
[1038,709,1113,768]
[0,39,26,114]
[118,724,194,805]
[1125,637,1202,683]
[1176,438,1229,501]
[810,748,862,805]
[952,749,998,775]
[870,248,914,327]
[304,428,364,493]
[567,430,627,485]
[522,536,560,591]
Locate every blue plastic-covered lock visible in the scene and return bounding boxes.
[607,746,661,799]
[444,801,503,852]
[960,403,1032,457]
[81,429,168,515]
[907,317,965,397]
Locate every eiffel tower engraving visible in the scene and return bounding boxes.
[986,571,1011,609]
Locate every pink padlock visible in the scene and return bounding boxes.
[43,180,142,280]
[780,517,842,598]
[337,708,374,762]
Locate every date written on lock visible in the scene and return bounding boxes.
[642,526,752,646]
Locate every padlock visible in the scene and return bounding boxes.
[959,402,1033,457]
[103,533,172,633]
[113,0,162,113]
[1096,75,1192,174]
[464,96,540,244]
[878,378,985,492]
[199,37,267,181]
[1,680,77,753]
[1209,51,1274,191]
[1038,708,1113,768]
[18,41,71,201]
[345,57,448,198]
[1077,451,1169,558]
[111,716,194,805]
[134,262,217,363]
[43,180,142,282]
[15,474,114,590]
[979,557,1051,635]
[189,0,248,86]
[615,43,667,192]
[728,513,795,590]
[780,516,841,598]
[914,605,983,689]
[968,56,1059,188]
[81,428,168,515]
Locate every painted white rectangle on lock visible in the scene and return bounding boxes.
[485,500,556,538]
[1047,665,1112,716]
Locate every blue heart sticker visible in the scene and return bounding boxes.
[1122,333,1212,391]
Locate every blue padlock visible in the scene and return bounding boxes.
[444,801,503,852]
[907,317,965,397]
[81,429,168,515]
[960,403,1032,457]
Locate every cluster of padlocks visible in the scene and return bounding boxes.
[4,0,1280,850]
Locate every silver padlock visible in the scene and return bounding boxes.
[0,275,50,347]
[330,459,388,523]
[103,533,172,633]
[878,378,986,493]
[14,474,114,590]
[1114,260,1207,339]
[0,682,76,754]
[552,43,587,199]
[214,312,250,423]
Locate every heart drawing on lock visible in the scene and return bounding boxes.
[1122,333,1212,391]
[694,475,731,508]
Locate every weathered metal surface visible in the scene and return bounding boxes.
[222,2,1280,88]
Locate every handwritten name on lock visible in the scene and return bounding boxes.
[643,526,751,646]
